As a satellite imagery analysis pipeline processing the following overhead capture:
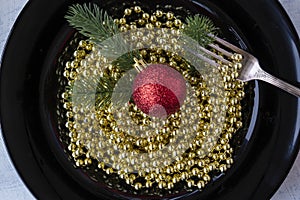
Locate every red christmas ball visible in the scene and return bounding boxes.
[132,64,187,118]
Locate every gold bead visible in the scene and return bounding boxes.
[187,159,195,167]
[226,158,234,165]
[120,26,127,32]
[158,181,166,189]
[85,43,93,51]
[119,18,126,25]
[197,180,205,189]
[134,6,142,13]
[150,55,157,62]
[165,166,174,174]
[191,167,200,176]
[145,23,154,29]
[187,179,194,187]
[203,174,211,182]
[124,8,132,16]
[138,19,145,25]
[142,13,150,20]
[234,53,243,61]
[130,24,137,30]
[145,181,153,188]
[84,158,92,165]
[181,172,189,180]
[113,18,119,25]
[134,182,142,190]
[159,57,166,63]
[75,159,84,167]
[166,21,173,27]
[150,15,157,22]
[166,12,174,20]
[167,182,174,189]
[140,49,148,56]
[174,19,182,27]
[78,40,87,47]
[198,159,205,167]
[219,164,227,172]
[155,10,163,17]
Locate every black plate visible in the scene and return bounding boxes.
[1,0,300,199]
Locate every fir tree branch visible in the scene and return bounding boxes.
[182,14,218,47]
[65,3,119,44]
[65,3,139,71]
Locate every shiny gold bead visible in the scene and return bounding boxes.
[172,174,180,183]
[130,24,137,30]
[166,166,174,174]
[219,153,227,160]
[119,18,126,25]
[155,21,162,28]
[78,40,87,48]
[181,172,189,180]
[142,12,150,20]
[167,182,174,189]
[124,8,132,16]
[203,174,211,182]
[140,49,148,56]
[61,92,68,99]
[166,21,173,27]
[84,158,92,165]
[145,23,154,29]
[85,43,93,51]
[174,19,182,27]
[71,61,79,68]
[150,55,157,62]
[166,12,174,20]
[155,10,163,17]
[234,53,243,61]
[138,19,145,25]
[145,180,153,188]
[226,158,234,165]
[219,164,227,172]
[75,159,84,167]
[133,6,142,13]
[150,15,157,22]
[191,167,200,176]
[113,18,119,24]
[120,26,127,32]
[187,159,195,167]
[187,179,194,187]
[223,143,231,151]
[236,121,243,128]
[197,180,205,189]
[134,182,142,190]
[159,57,166,63]
[158,181,166,189]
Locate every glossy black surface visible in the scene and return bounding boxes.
[1,0,300,199]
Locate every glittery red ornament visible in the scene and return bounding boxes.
[132,64,186,118]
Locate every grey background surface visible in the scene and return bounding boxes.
[0,0,300,199]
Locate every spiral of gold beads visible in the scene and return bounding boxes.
[59,6,246,193]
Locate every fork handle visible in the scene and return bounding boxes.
[256,68,300,97]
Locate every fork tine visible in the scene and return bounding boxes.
[208,43,233,58]
[184,47,220,68]
[210,34,249,55]
[198,45,232,65]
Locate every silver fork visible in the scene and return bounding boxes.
[189,35,300,97]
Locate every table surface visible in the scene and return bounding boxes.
[1,0,300,199]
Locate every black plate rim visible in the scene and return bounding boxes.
[1,0,300,199]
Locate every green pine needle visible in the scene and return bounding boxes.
[65,3,139,71]
[65,3,119,44]
[182,14,218,47]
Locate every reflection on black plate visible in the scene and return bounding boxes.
[1,0,300,200]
